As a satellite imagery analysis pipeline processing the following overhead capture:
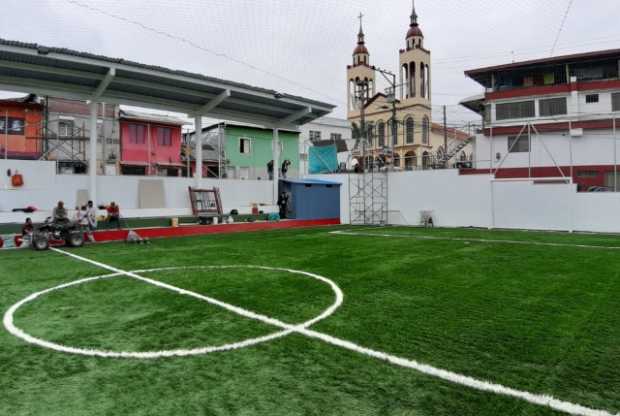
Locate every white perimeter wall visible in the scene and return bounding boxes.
[309,170,620,233]
[474,130,620,170]
[0,160,275,223]
[6,159,620,233]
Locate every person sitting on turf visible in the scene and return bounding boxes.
[106,202,121,229]
[21,217,34,236]
[20,217,34,248]
[73,206,83,223]
[52,201,69,225]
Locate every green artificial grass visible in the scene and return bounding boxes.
[1,226,619,416]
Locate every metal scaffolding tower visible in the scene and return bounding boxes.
[349,168,388,225]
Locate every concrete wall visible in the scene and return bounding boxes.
[6,159,620,234]
[0,159,275,223]
[309,169,620,233]
[388,170,492,228]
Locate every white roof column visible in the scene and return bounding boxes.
[272,128,280,204]
[194,115,203,187]
[88,101,98,204]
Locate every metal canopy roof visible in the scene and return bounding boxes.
[0,39,335,129]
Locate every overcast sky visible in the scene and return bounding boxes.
[1,0,619,126]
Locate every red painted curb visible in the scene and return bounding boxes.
[93,218,341,243]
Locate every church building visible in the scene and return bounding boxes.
[347,2,471,170]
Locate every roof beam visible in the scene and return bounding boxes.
[279,106,312,126]
[91,68,115,100]
[0,59,102,81]
[196,89,230,115]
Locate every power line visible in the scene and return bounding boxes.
[550,0,575,56]
[62,0,344,105]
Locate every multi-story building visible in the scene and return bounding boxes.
[461,48,620,191]
[45,98,120,175]
[0,96,120,174]
[0,94,43,159]
[186,122,300,180]
[119,110,186,177]
[346,3,472,170]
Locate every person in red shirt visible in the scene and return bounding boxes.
[106,202,121,229]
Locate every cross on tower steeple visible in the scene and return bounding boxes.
[410,0,419,26]
[357,12,366,45]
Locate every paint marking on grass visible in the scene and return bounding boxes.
[330,230,620,250]
[3,248,618,416]
[3,251,343,359]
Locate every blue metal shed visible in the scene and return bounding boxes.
[279,178,341,220]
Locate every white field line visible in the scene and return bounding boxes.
[2,250,343,359]
[330,230,620,251]
[6,248,617,416]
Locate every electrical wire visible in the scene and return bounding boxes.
[550,0,575,56]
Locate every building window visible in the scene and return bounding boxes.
[121,165,147,176]
[507,135,529,153]
[156,127,172,146]
[496,100,535,120]
[405,117,415,144]
[58,120,74,138]
[309,130,322,142]
[613,92,620,112]
[393,154,401,167]
[378,121,385,147]
[422,116,429,145]
[239,137,252,154]
[422,151,431,169]
[586,94,599,104]
[404,151,417,170]
[577,170,599,178]
[330,133,342,141]
[128,123,147,145]
[539,97,567,117]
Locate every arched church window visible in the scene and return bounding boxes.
[405,117,415,144]
[378,121,386,147]
[422,116,430,145]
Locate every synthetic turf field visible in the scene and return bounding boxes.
[1,226,619,416]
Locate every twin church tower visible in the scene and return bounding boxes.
[346,2,438,170]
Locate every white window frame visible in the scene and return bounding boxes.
[309,130,322,142]
[239,137,252,155]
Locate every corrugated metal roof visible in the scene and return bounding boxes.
[465,48,620,77]
[120,109,189,126]
[0,38,335,128]
[281,178,342,186]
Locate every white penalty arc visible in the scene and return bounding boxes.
[3,264,344,359]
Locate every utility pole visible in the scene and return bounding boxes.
[443,105,448,167]
[373,65,398,169]
[355,79,368,171]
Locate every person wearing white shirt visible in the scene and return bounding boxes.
[85,200,98,242]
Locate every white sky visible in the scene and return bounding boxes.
[1,0,619,127]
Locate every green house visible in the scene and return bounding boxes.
[202,123,300,180]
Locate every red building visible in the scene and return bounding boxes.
[119,110,186,176]
[0,95,43,159]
